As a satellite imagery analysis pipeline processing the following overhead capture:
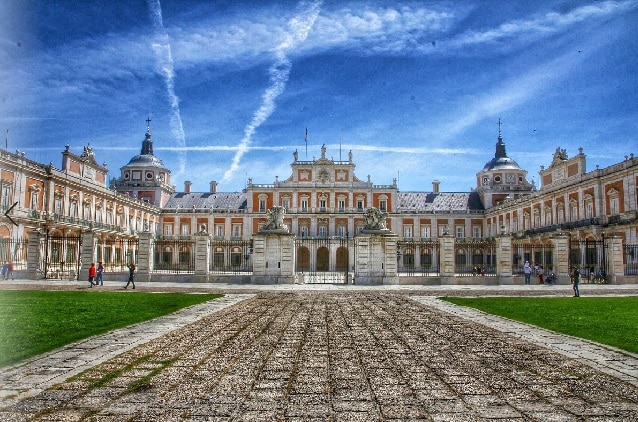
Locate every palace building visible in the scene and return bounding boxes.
[1,121,636,283]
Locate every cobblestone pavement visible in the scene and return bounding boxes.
[1,292,637,421]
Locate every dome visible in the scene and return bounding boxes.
[481,156,523,171]
[125,153,167,168]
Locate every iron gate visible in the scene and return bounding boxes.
[295,236,353,284]
[569,238,609,283]
[41,235,82,279]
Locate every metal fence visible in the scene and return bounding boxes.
[454,240,496,276]
[210,239,253,274]
[295,236,353,283]
[625,244,638,276]
[397,239,440,276]
[0,237,28,273]
[97,238,139,272]
[152,238,196,273]
[41,235,82,279]
[570,239,609,283]
[512,242,553,275]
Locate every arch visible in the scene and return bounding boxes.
[297,246,310,271]
[316,246,329,271]
[335,246,348,271]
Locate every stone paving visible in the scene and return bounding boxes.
[1,291,637,421]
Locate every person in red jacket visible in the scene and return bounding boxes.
[88,262,96,288]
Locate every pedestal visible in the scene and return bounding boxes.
[354,232,398,285]
[251,232,296,284]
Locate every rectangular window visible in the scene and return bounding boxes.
[70,202,78,217]
[610,197,619,215]
[1,185,12,208]
[164,224,173,236]
[30,192,38,210]
[301,199,308,212]
[456,226,464,239]
[379,200,387,212]
[571,206,578,221]
[300,225,308,237]
[338,199,345,212]
[318,226,327,237]
[96,209,102,223]
[216,225,224,237]
[337,226,346,237]
[181,224,190,236]
[473,226,481,239]
[357,200,364,211]
[84,205,91,220]
[282,199,289,210]
[259,200,266,212]
[106,212,113,225]
[319,199,327,210]
[232,225,241,237]
[403,225,413,239]
[421,226,431,239]
[55,198,63,215]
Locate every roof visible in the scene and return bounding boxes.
[125,154,168,169]
[164,192,247,210]
[481,156,524,172]
[397,192,484,212]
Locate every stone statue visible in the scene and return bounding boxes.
[261,206,289,233]
[293,149,298,162]
[363,207,388,231]
[321,144,326,158]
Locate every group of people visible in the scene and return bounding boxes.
[87,262,136,289]
[523,261,547,284]
[523,260,581,296]
[1,261,13,280]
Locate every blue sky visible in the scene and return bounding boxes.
[1,0,637,193]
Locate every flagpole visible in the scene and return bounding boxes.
[305,127,308,159]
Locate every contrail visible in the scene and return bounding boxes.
[147,0,187,176]
[222,0,322,183]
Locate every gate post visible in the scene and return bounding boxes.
[251,233,296,284]
[606,234,625,284]
[496,232,513,285]
[80,231,97,281]
[27,229,44,280]
[439,233,456,284]
[194,228,210,283]
[552,232,570,284]
[137,231,154,282]
[354,233,398,285]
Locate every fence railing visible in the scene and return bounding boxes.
[625,244,638,276]
[397,240,440,276]
[210,239,253,274]
[454,240,496,276]
[0,237,28,273]
[570,239,609,283]
[512,242,554,275]
[152,238,196,273]
[97,239,139,272]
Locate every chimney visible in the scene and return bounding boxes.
[184,181,192,194]
[432,180,440,194]
[210,181,218,193]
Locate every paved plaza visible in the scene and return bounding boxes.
[0,282,637,420]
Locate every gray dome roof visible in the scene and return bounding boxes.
[481,156,523,171]
[125,153,167,168]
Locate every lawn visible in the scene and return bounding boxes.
[0,290,223,367]
[442,297,638,354]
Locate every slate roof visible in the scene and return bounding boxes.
[397,192,484,212]
[164,192,247,210]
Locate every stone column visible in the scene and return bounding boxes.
[251,233,296,284]
[606,235,625,284]
[496,234,513,285]
[439,234,456,284]
[27,230,44,280]
[552,232,570,284]
[354,232,398,285]
[136,231,154,282]
[194,231,211,283]
[80,231,97,281]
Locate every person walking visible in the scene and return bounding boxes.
[1,261,8,280]
[7,261,14,280]
[88,262,96,288]
[523,261,532,285]
[572,266,580,297]
[96,262,104,286]
[125,263,136,289]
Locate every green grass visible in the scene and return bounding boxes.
[0,290,223,367]
[442,297,638,354]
